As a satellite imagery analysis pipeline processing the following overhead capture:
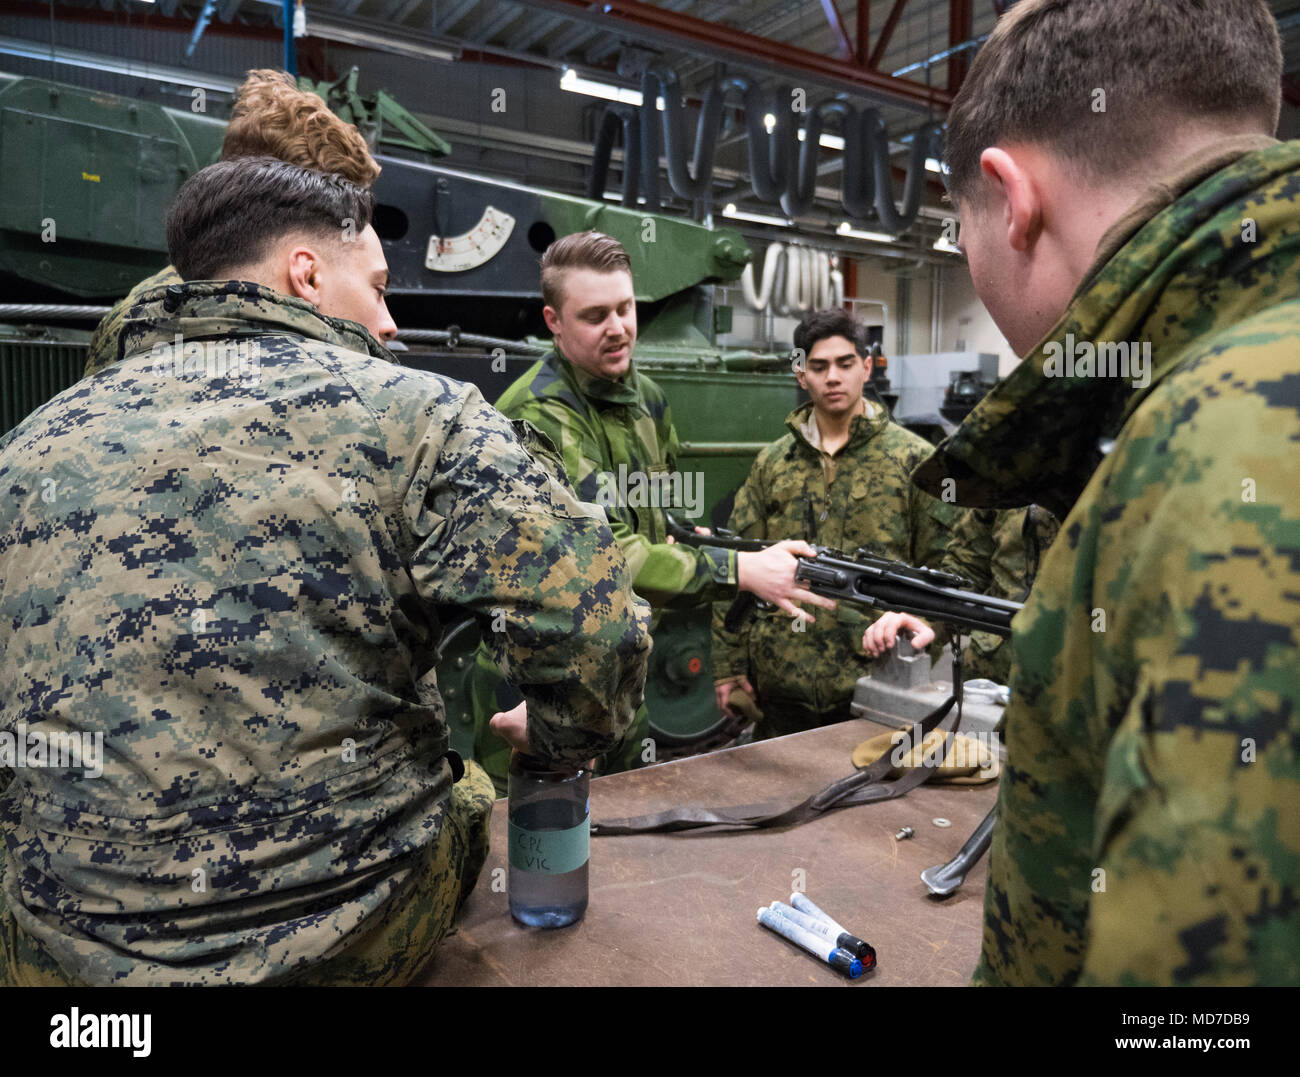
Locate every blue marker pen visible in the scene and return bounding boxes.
[757,906,862,978]
[788,893,876,968]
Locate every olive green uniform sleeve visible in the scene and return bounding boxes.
[508,396,737,609]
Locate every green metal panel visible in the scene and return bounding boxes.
[636,359,799,524]
[0,76,223,299]
[539,193,751,303]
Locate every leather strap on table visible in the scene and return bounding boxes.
[592,687,962,836]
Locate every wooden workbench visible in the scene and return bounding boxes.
[421,718,996,986]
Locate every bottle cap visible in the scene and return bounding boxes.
[839,933,875,963]
[830,949,863,979]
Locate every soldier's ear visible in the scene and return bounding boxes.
[287,246,325,307]
[541,304,562,336]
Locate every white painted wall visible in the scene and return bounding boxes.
[937,266,1020,376]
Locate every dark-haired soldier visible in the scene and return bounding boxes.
[84,68,383,378]
[0,157,650,985]
[711,309,982,738]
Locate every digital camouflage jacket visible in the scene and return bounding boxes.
[83,264,181,378]
[914,136,1300,986]
[0,281,650,985]
[712,398,984,714]
[496,349,737,610]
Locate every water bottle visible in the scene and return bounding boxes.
[507,753,590,928]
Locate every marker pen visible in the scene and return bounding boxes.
[757,906,862,978]
[788,893,877,968]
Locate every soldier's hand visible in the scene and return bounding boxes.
[737,541,836,622]
[862,612,934,657]
[489,701,530,753]
[665,526,711,545]
[714,674,754,716]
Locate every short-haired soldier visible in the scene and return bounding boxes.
[84,68,382,377]
[904,0,1300,985]
[711,308,983,738]
[477,231,834,787]
[0,157,650,985]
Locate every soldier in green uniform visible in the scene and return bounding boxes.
[0,157,650,986]
[83,68,383,379]
[474,231,833,788]
[711,309,984,739]
[910,0,1300,984]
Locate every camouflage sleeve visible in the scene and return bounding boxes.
[709,454,770,680]
[404,386,652,769]
[510,398,737,609]
[976,332,1300,986]
[963,508,1018,684]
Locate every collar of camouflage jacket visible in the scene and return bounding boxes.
[551,347,644,409]
[785,395,889,456]
[115,280,394,363]
[912,137,1300,521]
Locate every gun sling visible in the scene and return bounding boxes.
[591,681,963,836]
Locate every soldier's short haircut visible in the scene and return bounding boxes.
[540,231,633,310]
[944,0,1283,205]
[793,309,868,360]
[222,69,381,187]
[167,156,375,282]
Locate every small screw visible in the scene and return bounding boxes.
[895,826,913,841]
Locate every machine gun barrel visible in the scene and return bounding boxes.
[665,513,1022,638]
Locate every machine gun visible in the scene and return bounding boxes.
[664,513,1022,639]
[660,513,1015,895]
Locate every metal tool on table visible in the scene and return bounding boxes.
[921,806,997,896]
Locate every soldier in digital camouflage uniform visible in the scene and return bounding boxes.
[711,309,986,739]
[472,232,830,789]
[910,0,1299,985]
[83,68,381,379]
[0,157,650,986]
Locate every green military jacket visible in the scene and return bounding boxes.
[913,136,1300,985]
[712,398,983,713]
[84,264,182,377]
[496,348,737,609]
[0,280,650,985]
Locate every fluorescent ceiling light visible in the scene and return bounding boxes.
[838,221,897,243]
[560,68,663,109]
[796,129,845,150]
[933,235,962,254]
[0,34,236,91]
[305,15,459,62]
[722,203,792,228]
